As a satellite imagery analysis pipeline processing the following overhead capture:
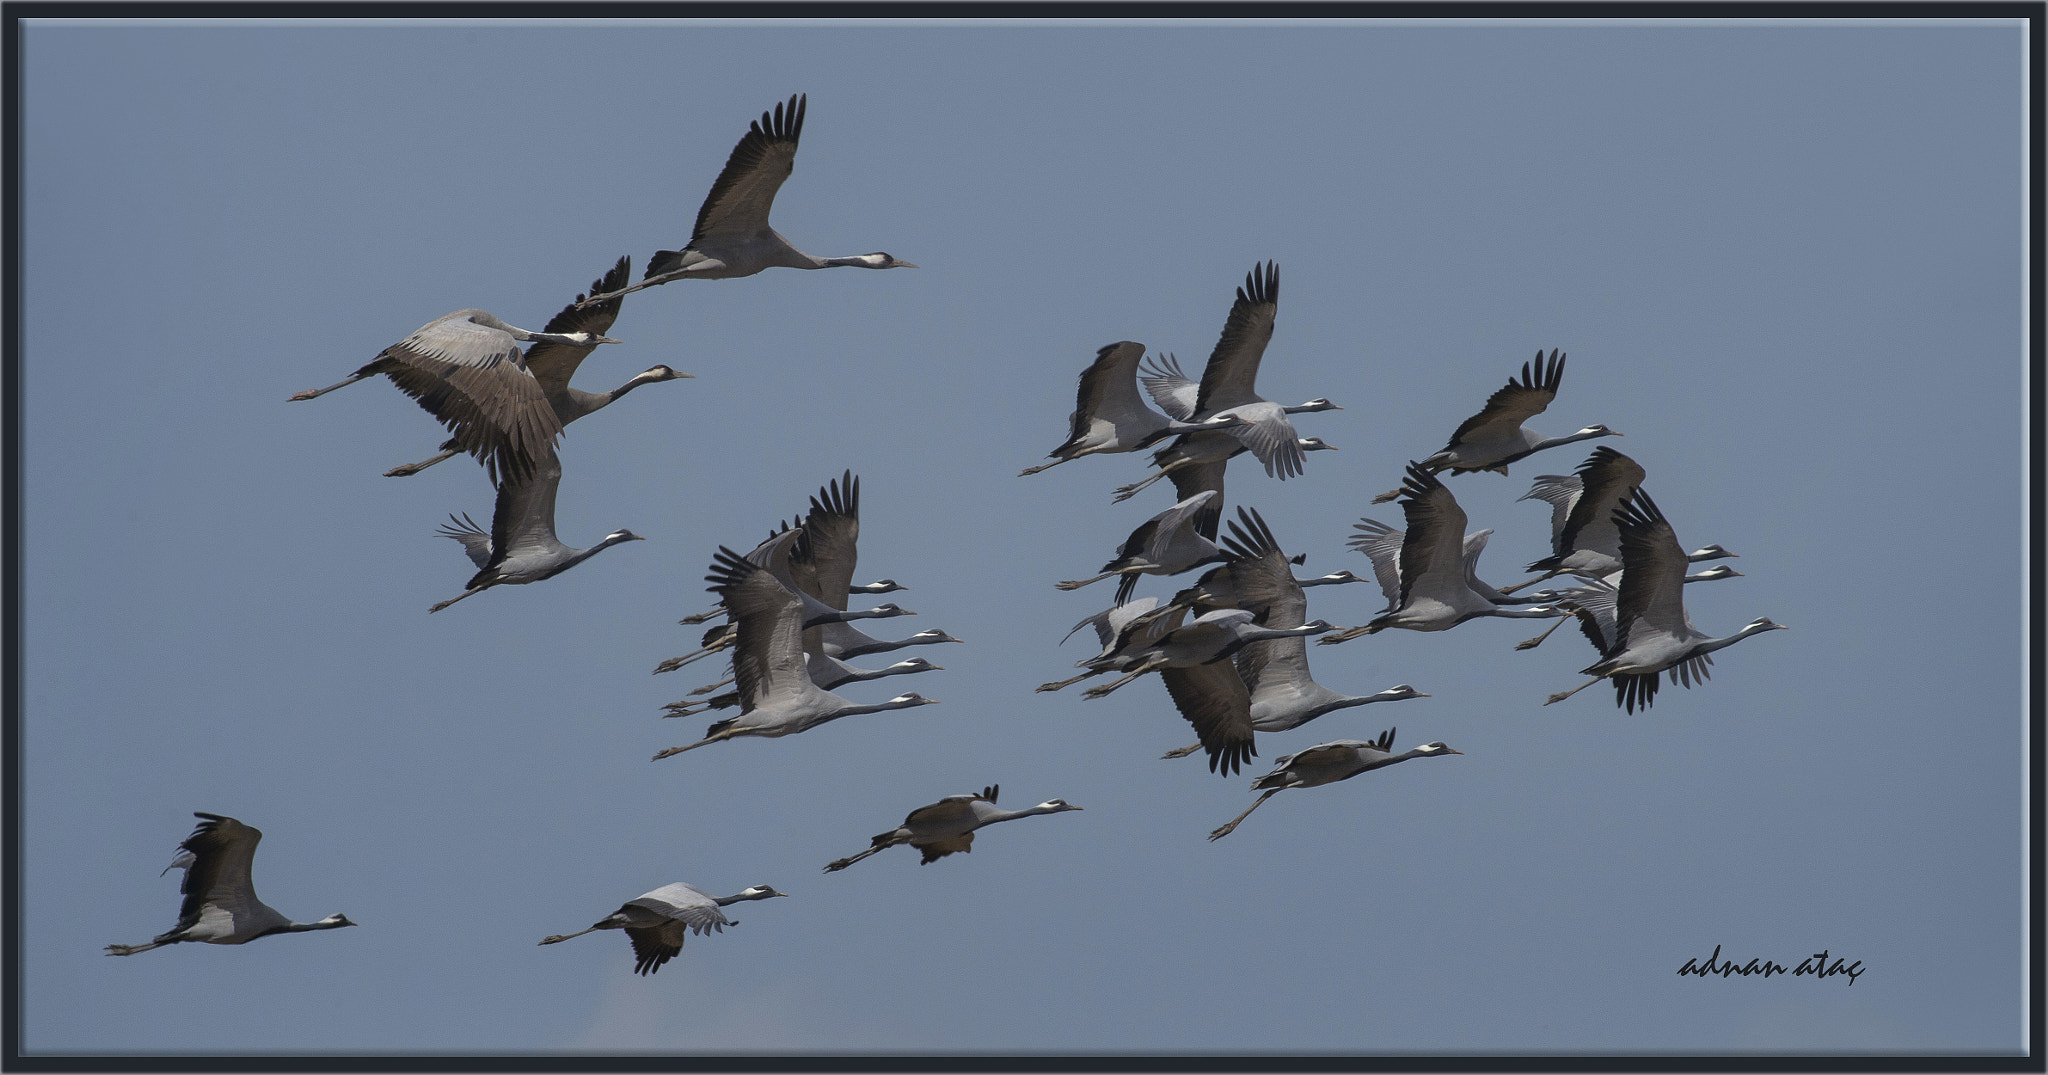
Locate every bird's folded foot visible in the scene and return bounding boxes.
[383,462,423,477]
[1160,745,1201,759]
[1369,489,1401,504]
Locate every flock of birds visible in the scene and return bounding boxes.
[104,93,1785,979]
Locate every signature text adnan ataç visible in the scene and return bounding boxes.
[1677,944,1863,985]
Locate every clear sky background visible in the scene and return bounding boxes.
[17,19,2028,1056]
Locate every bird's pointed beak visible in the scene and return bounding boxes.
[595,334,623,345]
[1412,692,1432,698]
[897,260,919,268]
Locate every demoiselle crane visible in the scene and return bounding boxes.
[385,257,692,477]
[577,94,913,306]
[652,547,937,759]
[824,786,1081,872]
[1056,489,1227,605]
[1369,349,1617,502]
[1077,607,1337,701]
[1207,729,1463,841]
[1035,597,1175,694]
[539,882,787,976]
[105,813,355,956]
[288,308,619,485]
[1512,565,1742,653]
[1543,489,1786,711]
[1496,447,1737,594]
[428,446,643,613]
[1159,509,1429,760]
[1020,343,1246,475]
[1139,263,1342,481]
[1321,463,1560,642]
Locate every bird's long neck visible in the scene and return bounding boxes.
[1303,692,1389,722]
[1531,429,1612,452]
[1694,621,1777,656]
[813,254,881,269]
[713,891,771,907]
[563,370,669,421]
[976,804,1057,825]
[281,917,350,934]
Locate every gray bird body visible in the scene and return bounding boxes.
[1137,263,1341,481]
[289,307,620,485]
[1499,448,1736,593]
[1057,489,1228,605]
[1208,729,1463,841]
[1323,464,1560,642]
[823,786,1081,872]
[105,813,355,956]
[384,258,690,478]
[1021,342,1247,475]
[652,547,937,759]
[538,883,786,976]
[577,94,913,306]
[429,447,643,613]
[1544,489,1784,712]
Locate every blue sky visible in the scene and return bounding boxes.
[17,18,2028,1055]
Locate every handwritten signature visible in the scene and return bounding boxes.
[1678,944,1863,985]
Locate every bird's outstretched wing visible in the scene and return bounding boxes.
[376,312,564,486]
[1443,348,1565,450]
[681,93,806,254]
[1193,262,1279,415]
[524,256,631,398]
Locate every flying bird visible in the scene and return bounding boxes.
[1496,448,1736,594]
[385,257,692,477]
[651,547,937,759]
[1020,343,1245,476]
[1138,264,1342,481]
[1321,464,1560,641]
[429,446,644,613]
[1056,489,1228,605]
[823,786,1081,872]
[1543,489,1785,711]
[538,882,787,976]
[105,813,355,956]
[1208,729,1463,841]
[1370,349,1617,502]
[288,307,619,485]
[577,93,914,306]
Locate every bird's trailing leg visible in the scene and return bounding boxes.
[1544,677,1606,706]
[824,844,889,873]
[1018,458,1069,477]
[103,942,166,956]
[1515,616,1573,651]
[385,449,458,478]
[537,925,606,945]
[652,642,731,674]
[1496,570,1565,596]
[1110,460,1190,503]
[1082,657,1167,699]
[678,607,726,626]
[429,586,489,614]
[1160,742,1202,759]
[652,729,739,761]
[1055,571,1122,592]
[1208,789,1283,841]
[689,674,736,697]
[1317,624,1377,646]
[1035,668,1105,693]
[286,372,372,402]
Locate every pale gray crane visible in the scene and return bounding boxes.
[1138,263,1342,481]
[385,257,692,477]
[653,547,937,759]
[1078,607,1337,701]
[1109,427,1337,508]
[428,445,643,613]
[824,786,1082,872]
[1544,489,1786,711]
[1511,565,1742,653]
[1321,463,1560,642]
[106,813,355,956]
[577,94,913,307]
[1056,489,1228,605]
[663,655,943,718]
[288,307,619,485]
[1159,509,1429,761]
[1020,342,1246,475]
[1370,349,1618,503]
[1035,597,1176,694]
[539,882,787,977]
[1208,729,1464,841]
[1496,447,1737,594]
